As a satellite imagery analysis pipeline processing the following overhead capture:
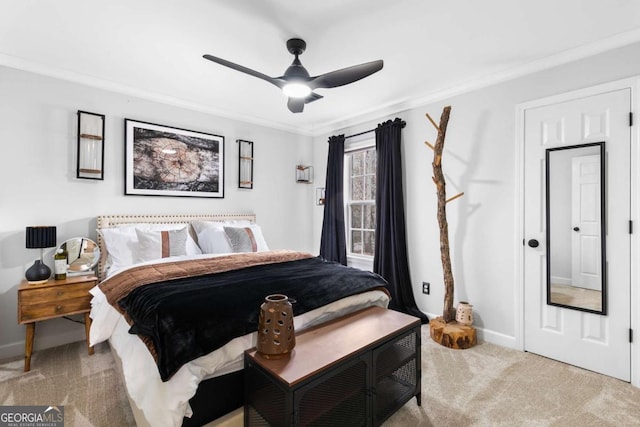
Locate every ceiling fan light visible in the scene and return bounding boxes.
[282,82,311,98]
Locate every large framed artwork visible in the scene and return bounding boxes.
[125,119,224,198]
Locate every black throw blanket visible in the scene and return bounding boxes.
[118,256,388,381]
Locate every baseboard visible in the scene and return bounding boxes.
[0,329,86,362]
[551,276,572,286]
[474,326,519,349]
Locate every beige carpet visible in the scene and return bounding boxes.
[389,328,640,426]
[0,341,135,426]
[1,326,639,426]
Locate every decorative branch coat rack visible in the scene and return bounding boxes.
[424,106,476,349]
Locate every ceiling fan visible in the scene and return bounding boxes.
[203,38,383,113]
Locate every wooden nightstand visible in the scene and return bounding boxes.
[17,275,98,372]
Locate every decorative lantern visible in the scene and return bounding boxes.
[455,301,474,326]
[257,294,295,359]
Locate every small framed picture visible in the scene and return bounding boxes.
[125,119,224,198]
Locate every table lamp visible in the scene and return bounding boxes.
[25,226,57,284]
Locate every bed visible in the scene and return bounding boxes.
[89,213,390,427]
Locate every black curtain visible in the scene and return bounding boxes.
[374,119,428,323]
[319,135,347,265]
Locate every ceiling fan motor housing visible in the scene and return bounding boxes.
[286,38,307,55]
[284,39,310,79]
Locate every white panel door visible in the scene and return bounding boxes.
[571,154,601,290]
[523,89,631,381]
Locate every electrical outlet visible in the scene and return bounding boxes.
[422,282,430,295]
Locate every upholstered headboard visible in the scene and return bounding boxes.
[96,213,256,281]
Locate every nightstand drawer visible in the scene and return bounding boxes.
[20,296,92,322]
[20,282,95,306]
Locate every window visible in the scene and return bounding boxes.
[346,144,376,257]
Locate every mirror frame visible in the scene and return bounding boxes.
[58,237,100,275]
[545,141,606,315]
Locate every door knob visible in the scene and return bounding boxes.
[527,239,539,248]
[573,227,580,232]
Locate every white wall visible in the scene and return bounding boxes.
[4,41,640,363]
[313,41,640,347]
[0,66,315,359]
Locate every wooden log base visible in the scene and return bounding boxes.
[429,316,477,349]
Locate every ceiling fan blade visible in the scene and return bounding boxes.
[287,92,322,113]
[309,60,383,89]
[305,92,323,103]
[203,54,284,89]
[287,97,305,113]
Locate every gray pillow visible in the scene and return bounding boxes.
[223,226,258,252]
[134,227,188,263]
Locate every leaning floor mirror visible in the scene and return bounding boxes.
[545,141,606,314]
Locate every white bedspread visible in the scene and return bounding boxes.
[89,255,389,427]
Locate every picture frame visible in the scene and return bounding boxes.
[124,119,224,198]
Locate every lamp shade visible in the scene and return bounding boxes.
[25,226,57,249]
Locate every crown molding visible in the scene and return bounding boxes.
[310,27,640,136]
[2,27,640,138]
[0,53,314,137]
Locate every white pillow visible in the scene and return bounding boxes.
[223,224,269,252]
[134,228,188,263]
[222,219,253,226]
[99,223,201,273]
[98,226,139,273]
[191,221,233,254]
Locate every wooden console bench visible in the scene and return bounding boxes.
[244,306,421,426]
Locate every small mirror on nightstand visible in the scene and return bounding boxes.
[58,237,100,276]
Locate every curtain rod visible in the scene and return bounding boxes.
[343,119,406,140]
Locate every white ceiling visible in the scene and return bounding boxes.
[2,0,640,135]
